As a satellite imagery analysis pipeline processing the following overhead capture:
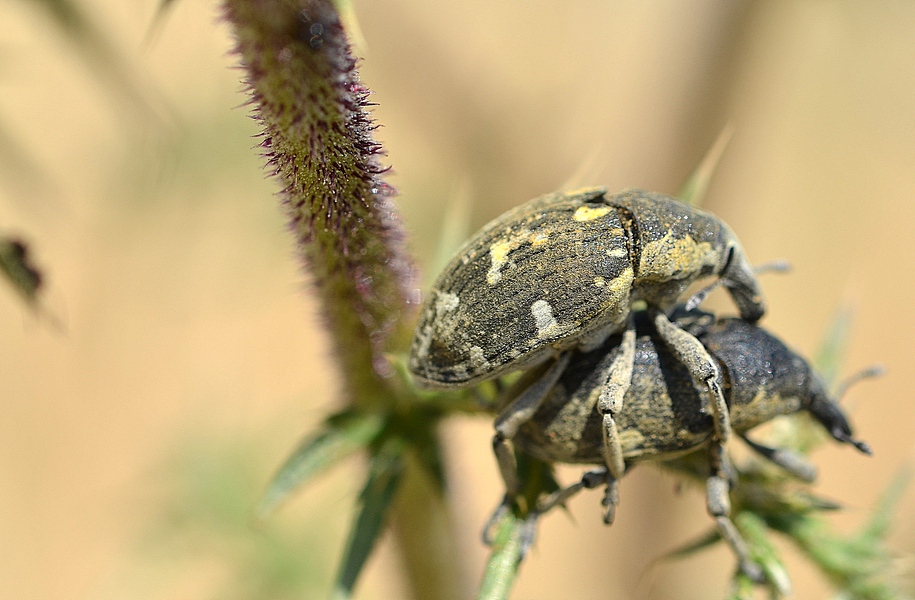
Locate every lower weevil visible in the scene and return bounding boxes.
[488,307,872,581]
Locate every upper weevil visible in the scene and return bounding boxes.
[409,187,766,482]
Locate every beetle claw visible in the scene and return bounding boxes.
[481,495,511,546]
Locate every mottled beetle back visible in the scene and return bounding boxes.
[410,187,633,387]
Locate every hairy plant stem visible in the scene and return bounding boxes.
[224,0,414,406]
[223,1,460,597]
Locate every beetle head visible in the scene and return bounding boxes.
[805,376,872,455]
[718,225,766,322]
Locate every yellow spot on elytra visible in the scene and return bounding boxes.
[602,267,634,320]
[529,231,549,246]
[487,238,518,285]
[573,205,613,222]
[594,276,606,287]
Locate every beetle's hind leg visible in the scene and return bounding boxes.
[652,309,731,444]
[706,443,766,583]
[484,353,571,545]
[494,468,613,556]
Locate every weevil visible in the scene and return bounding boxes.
[410,187,767,484]
[488,307,872,581]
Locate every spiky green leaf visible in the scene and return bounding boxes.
[814,306,854,387]
[331,438,405,600]
[678,124,733,206]
[657,527,722,562]
[857,465,912,544]
[256,411,384,520]
[736,511,791,597]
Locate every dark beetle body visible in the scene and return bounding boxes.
[508,312,860,466]
[410,187,764,388]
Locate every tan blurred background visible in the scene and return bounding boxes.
[1,1,914,599]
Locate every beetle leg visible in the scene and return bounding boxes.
[530,467,620,525]
[494,352,572,440]
[491,439,520,511]
[601,475,621,525]
[534,467,608,515]
[597,326,636,482]
[492,352,572,500]
[706,443,765,583]
[481,497,511,546]
[687,260,791,312]
[740,434,817,482]
[485,468,610,552]
[481,496,544,557]
[652,309,731,443]
[684,278,725,312]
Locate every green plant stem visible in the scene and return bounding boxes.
[476,513,525,600]
[390,448,466,600]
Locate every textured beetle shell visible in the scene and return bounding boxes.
[410,187,749,388]
[511,316,813,465]
[613,192,732,307]
[410,187,633,387]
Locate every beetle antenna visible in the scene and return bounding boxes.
[752,259,791,275]
[834,364,885,401]
[831,429,873,455]
[684,279,722,311]
[686,260,790,312]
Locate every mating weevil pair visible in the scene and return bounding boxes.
[408,187,872,582]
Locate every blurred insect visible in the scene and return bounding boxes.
[486,306,873,581]
[0,236,63,330]
[0,237,43,303]
[410,187,768,488]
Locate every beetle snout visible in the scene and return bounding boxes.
[720,245,766,322]
[806,391,871,455]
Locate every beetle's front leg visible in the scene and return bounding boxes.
[686,260,791,313]
[595,325,635,523]
[484,353,571,545]
[534,467,608,515]
[652,309,731,444]
[706,443,765,583]
[492,352,571,496]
